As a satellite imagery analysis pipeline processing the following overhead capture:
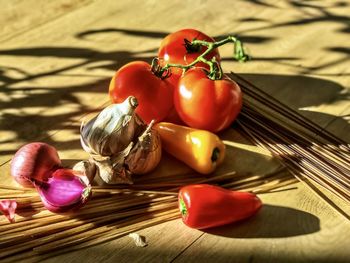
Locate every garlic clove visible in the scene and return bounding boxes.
[72,160,97,183]
[94,141,134,185]
[36,168,91,213]
[94,160,133,185]
[126,121,162,175]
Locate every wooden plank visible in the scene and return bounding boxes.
[2,0,348,161]
[0,0,143,163]
[44,219,203,263]
[0,0,92,42]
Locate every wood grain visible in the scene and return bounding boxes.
[0,0,349,262]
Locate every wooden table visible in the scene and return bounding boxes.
[1,1,349,262]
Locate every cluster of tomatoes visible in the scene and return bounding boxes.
[108,29,242,133]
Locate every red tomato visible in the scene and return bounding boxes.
[174,68,242,132]
[158,29,221,124]
[158,29,220,75]
[109,61,174,123]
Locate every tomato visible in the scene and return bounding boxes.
[158,29,220,75]
[174,68,242,133]
[109,61,174,123]
[158,29,221,124]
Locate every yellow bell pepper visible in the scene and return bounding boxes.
[154,122,225,174]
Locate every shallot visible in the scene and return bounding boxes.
[10,142,61,187]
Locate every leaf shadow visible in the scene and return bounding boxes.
[0,45,156,158]
[75,28,168,40]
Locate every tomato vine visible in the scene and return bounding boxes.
[156,36,250,80]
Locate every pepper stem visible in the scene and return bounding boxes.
[179,198,187,217]
[211,147,220,162]
[160,35,250,80]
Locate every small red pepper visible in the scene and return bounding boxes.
[178,184,262,229]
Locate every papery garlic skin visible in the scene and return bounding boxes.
[126,121,162,175]
[93,142,134,184]
[72,160,97,183]
[0,200,17,223]
[81,96,145,157]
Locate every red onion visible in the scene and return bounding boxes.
[10,142,91,213]
[10,142,61,187]
[0,200,17,223]
[36,168,91,213]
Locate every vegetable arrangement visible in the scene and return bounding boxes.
[109,28,248,131]
[3,28,262,231]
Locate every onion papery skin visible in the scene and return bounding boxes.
[10,142,61,188]
[0,200,17,223]
[36,168,91,213]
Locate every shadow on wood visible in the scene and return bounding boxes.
[204,204,320,238]
[237,73,350,142]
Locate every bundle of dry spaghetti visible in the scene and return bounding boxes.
[229,72,350,217]
[0,166,291,262]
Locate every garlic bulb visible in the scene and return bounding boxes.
[80,96,161,184]
[80,96,145,157]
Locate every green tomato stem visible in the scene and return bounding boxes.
[160,36,250,80]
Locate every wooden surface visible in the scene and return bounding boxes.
[1,0,349,262]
